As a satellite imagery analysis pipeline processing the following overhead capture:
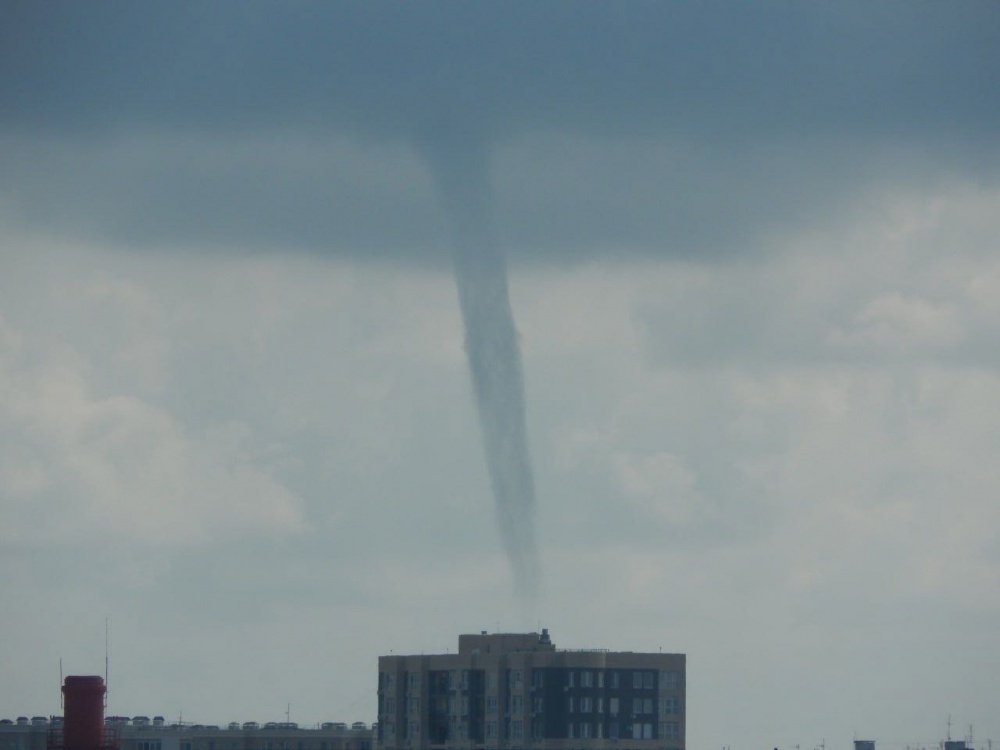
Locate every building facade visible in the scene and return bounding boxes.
[377,630,685,750]
[0,717,373,750]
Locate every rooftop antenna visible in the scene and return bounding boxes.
[105,617,110,710]
[948,715,953,741]
[286,703,291,724]
[60,658,64,710]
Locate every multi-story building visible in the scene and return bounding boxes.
[376,630,685,750]
[0,716,373,750]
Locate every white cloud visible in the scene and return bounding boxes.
[828,292,965,351]
[0,299,304,549]
[2,180,999,747]
[614,451,719,529]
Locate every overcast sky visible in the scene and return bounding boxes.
[2,2,999,749]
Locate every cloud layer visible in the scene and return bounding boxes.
[1,182,998,746]
[2,2,998,258]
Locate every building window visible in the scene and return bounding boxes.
[406,722,418,740]
[633,671,643,689]
[531,721,542,740]
[486,696,497,714]
[644,671,655,689]
[567,671,575,688]
[581,671,593,688]
[511,696,522,715]
[597,671,604,688]
[487,672,497,691]
[611,672,620,689]
[660,671,679,690]
[580,697,592,713]
[568,697,575,713]
[661,696,679,715]
[596,723,604,739]
[486,722,496,739]
[532,697,543,714]
[531,670,543,688]
[386,673,395,688]
[408,697,419,714]
[609,723,619,740]
[609,698,619,716]
[461,696,469,715]
[511,670,523,689]
[408,672,420,689]
[385,697,396,713]
[596,697,604,714]
[660,722,680,739]
[512,722,523,740]
[567,723,576,739]
[580,723,591,739]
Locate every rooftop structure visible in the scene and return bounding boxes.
[0,678,372,750]
[2,716,373,750]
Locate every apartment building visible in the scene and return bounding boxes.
[376,630,685,750]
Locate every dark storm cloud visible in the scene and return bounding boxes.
[3,1,996,137]
[1,0,997,258]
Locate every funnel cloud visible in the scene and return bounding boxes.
[424,132,540,602]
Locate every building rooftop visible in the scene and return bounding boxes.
[457,629,556,656]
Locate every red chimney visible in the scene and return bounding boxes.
[61,676,106,750]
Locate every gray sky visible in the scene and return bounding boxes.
[1,2,999,748]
